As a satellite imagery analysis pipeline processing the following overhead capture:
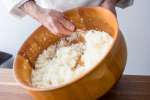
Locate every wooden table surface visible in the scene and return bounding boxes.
[0,69,150,100]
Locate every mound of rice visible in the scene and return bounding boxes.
[31,30,113,88]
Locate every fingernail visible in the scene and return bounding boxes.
[69,24,75,31]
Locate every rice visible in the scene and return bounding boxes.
[31,30,113,88]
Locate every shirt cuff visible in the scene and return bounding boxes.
[116,0,134,9]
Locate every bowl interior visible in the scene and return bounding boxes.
[14,7,118,89]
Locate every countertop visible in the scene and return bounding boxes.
[0,69,150,100]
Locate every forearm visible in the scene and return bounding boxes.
[20,0,43,20]
[100,0,120,15]
[103,0,120,5]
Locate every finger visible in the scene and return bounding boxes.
[46,19,71,36]
[49,9,62,17]
[46,25,59,36]
[55,20,72,36]
[45,18,59,35]
[58,16,75,31]
[45,17,72,36]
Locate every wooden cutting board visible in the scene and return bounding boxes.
[0,69,150,100]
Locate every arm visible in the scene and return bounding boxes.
[20,0,75,36]
[1,0,28,17]
[100,0,119,15]
[100,0,134,15]
[1,0,75,36]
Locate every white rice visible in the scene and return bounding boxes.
[31,30,113,88]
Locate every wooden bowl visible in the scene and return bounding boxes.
[13,7,127,100]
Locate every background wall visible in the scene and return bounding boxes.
[0,0,149,75]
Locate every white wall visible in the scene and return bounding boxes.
[0,2,39,55]
[0,0,150,75]
[117,0,150,75]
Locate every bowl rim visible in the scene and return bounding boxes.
[13,6,119,92]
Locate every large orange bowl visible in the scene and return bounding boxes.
[13,7,127,100]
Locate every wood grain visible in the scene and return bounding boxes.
[0,69,15,83]
[13,7,126,100]
[101,75,150,100]
[1,69,150,100]
[0,69,31,100]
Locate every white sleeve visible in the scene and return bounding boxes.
[116,0,134,9]
[2,0,29,18]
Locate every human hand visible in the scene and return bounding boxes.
[37,9,75,36]
[21,1,75,36]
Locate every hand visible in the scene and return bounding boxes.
[37,9,75,36]
[100,0,119,15]
[20,1,75,36]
